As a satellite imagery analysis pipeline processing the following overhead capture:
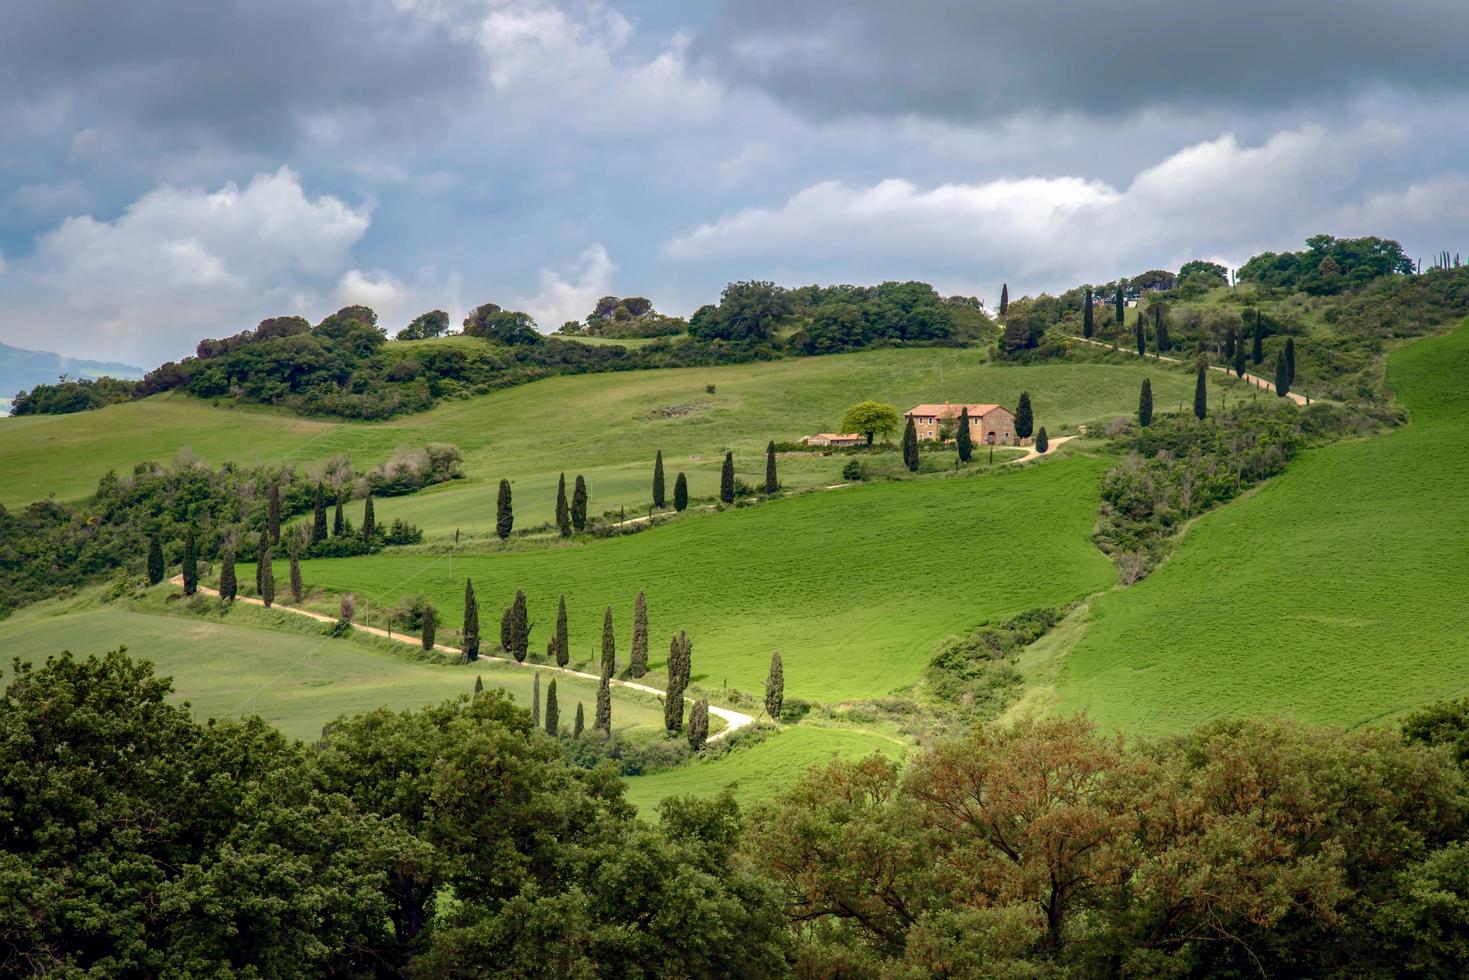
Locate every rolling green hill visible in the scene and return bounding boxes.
[267,457,1117,701]
[0,346,1232,537]
[1054,320,1469,732]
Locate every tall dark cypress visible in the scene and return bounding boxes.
[955,407,972,462]
[360,493,375,541]
[1252,310,1264,365]
[765,651,784,721]
[595,676,611,734]
[999,283,1009,316]
[496,479,513,540]
[1014,391,1034,440]
[474,675,483,694]
[333,488,345,537]
[1285,337,1296,386]
[902,416,919,472]
[1036,427,1049,454]
[544,679,559,735]
[673,473,688,512]
[630,591,649,677]
[182,529,198,595]
[556,473,570,537]
[571,475,588,532]
[219,548,237,602]
[462,578,480,662]
[289,532,302,603]
[260,547,274,608]
[1115,284,1125,323]
[421,605,436,651]
[1082,287,1094,338]
[500,606,513,656]
[765,441,778,494]
[572,701,583,739]
[1154,305,1168,354]
[1193,364,1208,420]
[1135,313,1146,357]
[255,531,268,595]
[1224,329,1236,362]
[146,534,165,586]
[1274,354,1290,398]
[509,589,529,663]
[312,482,327,542]
[555,594,569,667]
[1234,340,1247,378]
[1139,378,1153,427]
[687,700,709,750]
[652,451,666,509]
[715,452,732,503]
[664,631,691,732]
[267,482,281,544]
[600,606,615,678]
[532,672,541,727]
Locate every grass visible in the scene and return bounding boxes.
[272,457,1117,702]
[1054,319,1469,733]
[0,593,672,743]
[621,724,908,813]
[0,347,1222,538]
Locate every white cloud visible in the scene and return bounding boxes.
[336,268,410,319]
[516,244,615,329]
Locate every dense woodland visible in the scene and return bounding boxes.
[5,650,1469,977]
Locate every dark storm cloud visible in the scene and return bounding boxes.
[0,0,488,149]
[693,0,1469,122]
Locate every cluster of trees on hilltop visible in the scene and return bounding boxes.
[557,295,688,339]
[9,375,137,415]
[1238,234,1415,294]
[8,649,1469,977]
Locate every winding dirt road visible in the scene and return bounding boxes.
[1070,335,1309,405]
[169,576,756,740]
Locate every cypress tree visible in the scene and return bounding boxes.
[571,475,588,532]
[260,546,274,608]
[764,651,784,721]
[1154,305,1168,354]
[532,672,541,726]
[999,283,1008,315]
[902,416,919,472]
[1224,329,1236,361]
[687,700,709,750]
[573,702,584,739]
[462,578,479,662]
[596,676,612,734]
[289,532,303,603]
[1193,364,1208,420]
[544,679,559,735]
[146,534,165,585]
[673,473,688,512]
[1234,340,1247,378]
[421,604,436,651]
[1285,337,1296,386]
[509,589,529,663]
[333,488,345,537]
[1083,287,1094,338]
[664,631,692,731]
[1135,313,1146,357]
[360,493,375,541]
[312,482,327,542]
[500,605,512,655]
[255,531,268,595]
[267,482,281,544]
[1115,284,1125,323]
[474,674,483,695]
[182,529,198,595]
[219,548,237,602]
[765,440,779,494]
[496,479,513,540]
[1275,353,1290,398]
[600,606,616,678]
[720,452,735,503]
[555,473,570,537]
[1138,378,1153,427]
[652,451,666,509]
[555,594,569,667]
[955,407,972,462]
[630,591,649,677]
[1252,310,1264,364]
[1036,427,1049,454]
[1015,391,1034,440]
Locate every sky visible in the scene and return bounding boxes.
[2,0,1467,365]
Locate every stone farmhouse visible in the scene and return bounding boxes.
[905,402,1017,445]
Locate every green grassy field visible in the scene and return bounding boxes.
[621,725,907,812]
[0,597,672,742]
[1054,320,1469,733]
[0,347,1231,539]
[272,457,1117,701]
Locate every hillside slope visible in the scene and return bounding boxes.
[1055,320,1469,732]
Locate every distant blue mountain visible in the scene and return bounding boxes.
[0,340,143,410]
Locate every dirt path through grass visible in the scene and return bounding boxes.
[1070,335,1309,404]
[169,576,755,740]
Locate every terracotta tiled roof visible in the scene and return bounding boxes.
[905,402,1009,419]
